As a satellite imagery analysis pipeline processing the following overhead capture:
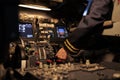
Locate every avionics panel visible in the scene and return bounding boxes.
[50,25,68,43]
[19,22,34,38]
[56,26,68,39]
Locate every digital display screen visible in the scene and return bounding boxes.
[56,26,68,38]
[19,23,33,38]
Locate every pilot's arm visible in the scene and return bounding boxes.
[56,0,113,59]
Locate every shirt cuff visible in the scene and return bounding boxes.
[63,39,80,56]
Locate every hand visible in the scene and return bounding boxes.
[56,48,67,60]
[0,64,6,79]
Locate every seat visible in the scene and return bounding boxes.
[102,0,120,36]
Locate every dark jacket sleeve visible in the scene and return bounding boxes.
[63,0,113,55]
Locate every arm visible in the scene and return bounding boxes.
[63,0,113,55]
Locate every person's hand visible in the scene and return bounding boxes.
[0,64,6,79]
[56,48,67,60]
